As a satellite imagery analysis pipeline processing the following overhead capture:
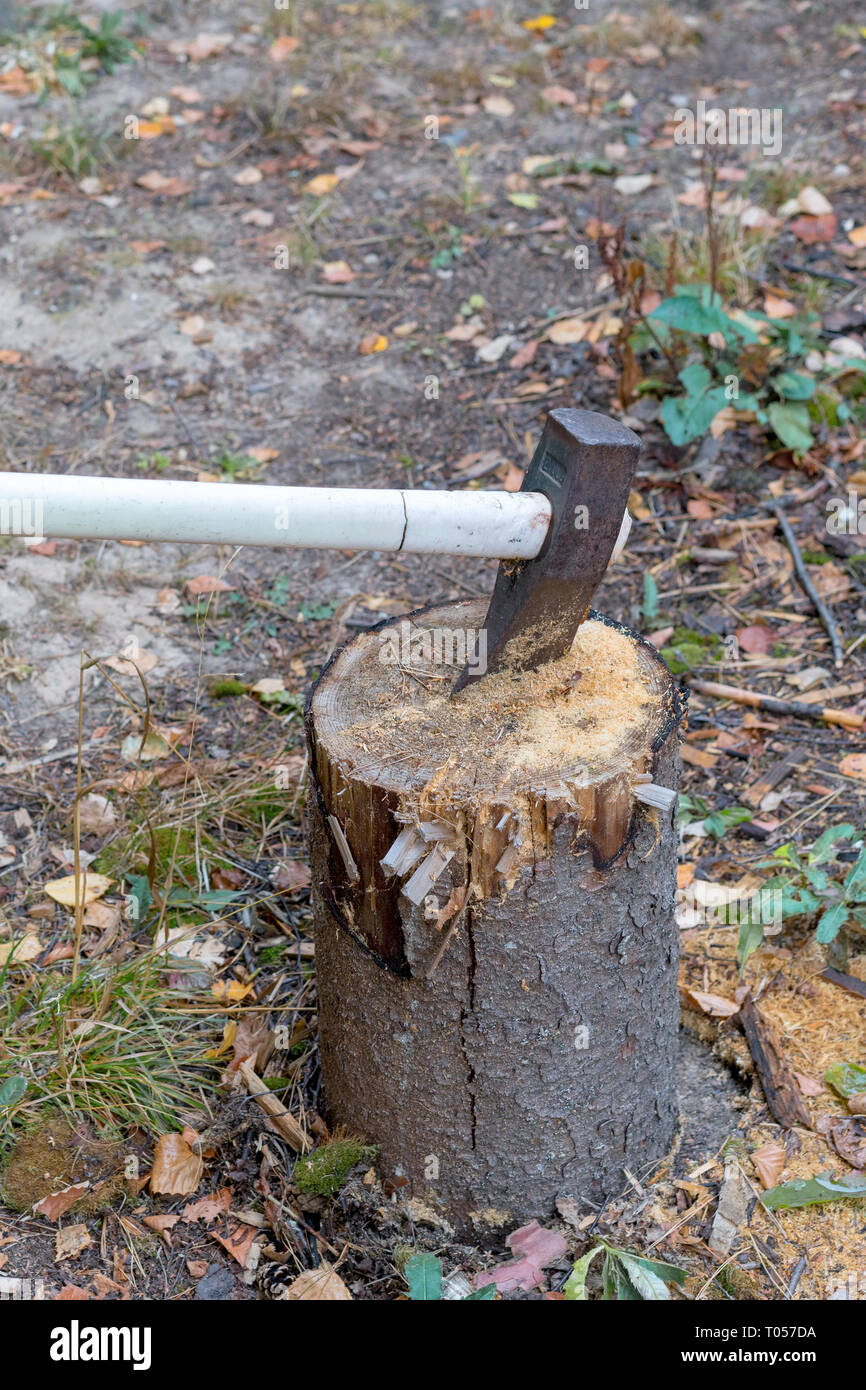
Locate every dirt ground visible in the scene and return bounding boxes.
[0,0,865,1303]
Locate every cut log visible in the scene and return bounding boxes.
[305,600,685,1229]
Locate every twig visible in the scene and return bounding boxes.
[688,678,863,730]
[768,503,845,669]
[821,966,866,1000]
[238,1059,310,1152]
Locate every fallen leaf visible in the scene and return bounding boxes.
[241,207,274,227]
[282,1262,352,1300]
[763,293,796,319]
[269,35,300,60]
[736,624,775,654]
[304,173,339,197]
[104,649,158,677]
[614,173,654,196]
[839,754,866,780]
[34,1184,90,1221]
[848,226,866,248]
[120,729,172,763]
[482,94,514,117]
[232,165,263,186]
[136,171,193,197]
[186,574,231,595]
[521,14,556,31]
[541,85,576,106]
[831,1117,866,1169]
[475,1220,566,1292]
[509,338,539,369]
[179,314,210,339]
[44,874,112,908]
[212,1220,257,1268]
[270,860,311,893]
[150,1133,203,1196]
[359,333,388,355]
[688,990,740,1018]
[796,185,833,216]
[751,1142,786,1189]
[142,1214,179,1244]
[322,260,354,283]
[546,316,588,345]
[187,33,233,61]
[182,1189,233,1223]
[789,214,837,244]
[170,85,203,104]
[56,1228,91,1262]
[76,794,117,837]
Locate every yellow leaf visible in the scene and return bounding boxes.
[359,333,388,355]
[0,933,42,965]
[848,225,866,248]
[521,14,556,31]
[546,316,588,345]
[44,874,113,907]
[304,173,338,197]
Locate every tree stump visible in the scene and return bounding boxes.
[306,598,686,1230]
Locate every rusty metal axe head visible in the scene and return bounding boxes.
[452,408,640,693]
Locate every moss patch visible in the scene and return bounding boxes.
[293,1137,377,1197]
[1,1116,128,1215]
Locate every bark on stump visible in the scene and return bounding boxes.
[306,598,685,1230]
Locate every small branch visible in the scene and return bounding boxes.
[688,679,863,730]
[769,503,844,669]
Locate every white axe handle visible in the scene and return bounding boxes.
[0,471,632,563]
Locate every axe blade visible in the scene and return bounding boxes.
[452,408,640,693]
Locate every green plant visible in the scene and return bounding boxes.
[736,824,866,968]
[678,795,752,839]
[404,1252,496,1300]
[564,1241,686,1301]
[631,283,861,454]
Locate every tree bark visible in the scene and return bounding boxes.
[306,599,685,1230]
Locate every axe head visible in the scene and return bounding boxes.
[452,408,640,693]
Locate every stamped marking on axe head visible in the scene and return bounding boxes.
[452,408,640,693]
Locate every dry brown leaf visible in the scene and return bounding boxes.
[149,1133,203,1196]
[54,1223,90,1267]
[840,753,866,780]
[186,574,232,596]
[763,293,796,320]
[322,260,354,283]
[751,1141,786,1189]
[546,317,588,345]
[282,1262,352,1300]
[269,35,300,60]
[304,173,338,197]
[34,1184,90,1221]
[687,990,740,1018]
[0,933,42,966]
[187,32,233,61]
[182,1189,233,1223]
[142,1214,179,1245]
[76,794,117,837]
[136,171,193,197]
[213,1221,258,1268]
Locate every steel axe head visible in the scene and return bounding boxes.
[452,408,640,693]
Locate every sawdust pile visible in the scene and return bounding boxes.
[345,617,657,790]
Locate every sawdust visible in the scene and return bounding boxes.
[679,928,866,1299]
[344,617,657,790]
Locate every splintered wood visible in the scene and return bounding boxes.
[311,599,681,901]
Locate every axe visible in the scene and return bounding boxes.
[0,408,639,688]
